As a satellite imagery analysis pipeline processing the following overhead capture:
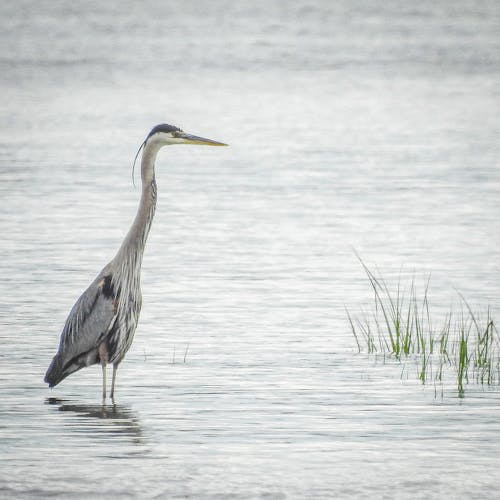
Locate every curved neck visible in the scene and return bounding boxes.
[115,140,160,265]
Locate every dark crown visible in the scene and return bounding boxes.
[147,123,182,139]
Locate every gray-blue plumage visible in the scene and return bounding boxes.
[45,124,227,399]
[45,268,118,386]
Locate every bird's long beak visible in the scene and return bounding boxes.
[181,133,228,146]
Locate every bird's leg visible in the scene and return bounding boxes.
[110,364,118,401]
[101,364,107,401]
[98,342,109,401]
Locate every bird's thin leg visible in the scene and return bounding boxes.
[110,364,118,401]
[101,363,107,401]
[98,342,109,401]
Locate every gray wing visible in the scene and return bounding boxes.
[45,269,117,386]
[59,273,117,355]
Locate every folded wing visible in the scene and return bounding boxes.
[45,271,117,387]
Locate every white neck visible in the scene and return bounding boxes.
[115,140,160,266]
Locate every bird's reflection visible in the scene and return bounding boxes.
[45,397,145,446]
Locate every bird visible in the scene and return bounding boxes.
[45,124,227,400]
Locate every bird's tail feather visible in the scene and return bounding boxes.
[44,354,81,387]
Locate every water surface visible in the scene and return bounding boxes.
[1,1,500,498]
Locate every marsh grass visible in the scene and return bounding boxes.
[348,261,499,397]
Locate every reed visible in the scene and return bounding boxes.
[348,260,499,397]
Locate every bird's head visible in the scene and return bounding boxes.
[145,123,227,147]
[132,123,227,185]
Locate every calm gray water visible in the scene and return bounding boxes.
[1,1,500,498]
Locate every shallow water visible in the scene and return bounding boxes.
[1,1,500,498]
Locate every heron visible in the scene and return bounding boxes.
[45,124,227,400]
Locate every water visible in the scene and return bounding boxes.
[1,1,500,498]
